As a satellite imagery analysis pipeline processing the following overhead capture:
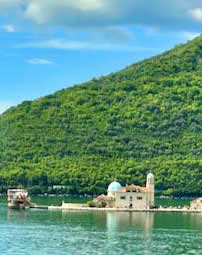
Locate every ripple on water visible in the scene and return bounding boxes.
[1,203,202,255]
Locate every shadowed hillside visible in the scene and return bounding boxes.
[1,35,202,196]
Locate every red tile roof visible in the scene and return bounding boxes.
[117,185,149,193]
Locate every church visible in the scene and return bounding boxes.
[95,173,155,210]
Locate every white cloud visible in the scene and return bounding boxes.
[190,8,202,22]
[22,0,202,30]
[27,58,54,65]
[25,0,105,21]
[24,0,111,26]
[1,25,16,32]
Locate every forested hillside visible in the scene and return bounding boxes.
[1,35,202,196]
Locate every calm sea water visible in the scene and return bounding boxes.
[1,196,202,255]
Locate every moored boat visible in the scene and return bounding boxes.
[7,189,31,209]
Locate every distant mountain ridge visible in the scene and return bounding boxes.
[1,35,202,196]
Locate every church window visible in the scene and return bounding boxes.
[120,196,126,200]
[137,197,143,200]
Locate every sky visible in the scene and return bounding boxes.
[0,0,202,113]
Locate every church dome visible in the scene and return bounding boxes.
[108,181,122,192]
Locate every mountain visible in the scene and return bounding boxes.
[1,35,202,196]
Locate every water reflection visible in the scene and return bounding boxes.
[7,208,28,223]
[187,213,202,230]
[6,205,202,232]
[106,212,154,233]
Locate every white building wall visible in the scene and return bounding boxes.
[114,191,149,210]
[108,191,116,197]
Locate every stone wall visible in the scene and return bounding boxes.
[190,198,202,211]
[62,202,87,208]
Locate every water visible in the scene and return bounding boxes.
[1,197,202,255]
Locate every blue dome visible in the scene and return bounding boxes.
[108,181,122,192]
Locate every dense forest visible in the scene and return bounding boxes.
[1,35,202,196]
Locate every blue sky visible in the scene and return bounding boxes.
[0,0,202,113]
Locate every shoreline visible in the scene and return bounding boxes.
[29,201,200,213]
[46,204,202,213]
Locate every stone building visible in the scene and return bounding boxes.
[95,173,155,210]
[190,197,202,211]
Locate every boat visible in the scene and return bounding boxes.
[7,189,31,209]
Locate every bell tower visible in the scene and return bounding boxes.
[146,172,155,208]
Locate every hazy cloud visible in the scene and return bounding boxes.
[19,39,158,52]
[182,31,200,40]
[22,0,202,31]
[0,0,24,10]
[27,58,54,65]
[1,1,202,34]
[0,102,12,114]
[94,27,133,42]
[1,25,16,32]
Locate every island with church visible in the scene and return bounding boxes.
[46,172,202,212]
[7,171,202,212]
[6,171,202,213]
[47,172,156,211]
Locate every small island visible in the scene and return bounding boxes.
[46,173,202,213]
